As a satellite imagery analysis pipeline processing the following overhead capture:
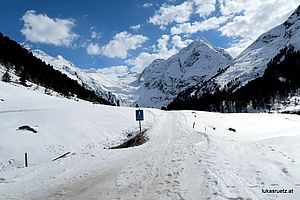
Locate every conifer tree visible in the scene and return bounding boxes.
[2,69,11,82]
[19,68,27,86]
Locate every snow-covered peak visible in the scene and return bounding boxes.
[135,39,233,108]
[169,39,231,64]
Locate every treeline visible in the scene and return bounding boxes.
[167,46,300,112]
[0,32,114,105]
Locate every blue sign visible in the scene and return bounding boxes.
[136,109,144,121]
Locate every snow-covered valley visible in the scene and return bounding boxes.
[1,81,300,200]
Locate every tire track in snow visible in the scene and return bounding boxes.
[0,108,47,114]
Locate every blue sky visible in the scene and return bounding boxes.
[0,0,299,73]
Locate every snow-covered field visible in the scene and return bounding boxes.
[1,81,300,200]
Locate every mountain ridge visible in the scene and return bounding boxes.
[134,39,233,108]
[167,5,300,112]
[29,39,233,109]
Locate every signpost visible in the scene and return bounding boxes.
[136,109,144,134]
[25,153,28,167]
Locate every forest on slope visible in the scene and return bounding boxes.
[0,32,114,106]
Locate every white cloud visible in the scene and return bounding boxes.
[126,52,159,73]
[142,3,153,8]
[156,35,174,56]
[218,0,299,40]
[152,0,298,57]
[219,1,241,16]
[91,31,98,39]
[91,32,101,40]
[130,24,141,31]
[86,43,101,55]
[127,34,192,72]
[218,0,300,55]
[225,39,252,58]
[171,35,193,48]
[149,1,193,27]
[192,0,216,17]
[86,31,148,59]
[171,16,228,35]
[21,10,78,46]
[102,32,148,59]
[96,65,129,74]
[89,27,102,39]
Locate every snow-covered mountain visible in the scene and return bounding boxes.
[195,5,300,95]
[31,40,233,109]
[167,5,300,111]
[135,40,232,108]
[32,50,139,106]
[214,5,300,91]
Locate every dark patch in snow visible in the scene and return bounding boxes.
[228,128,236,132]
[109,129,148,149]
[17,125,37,133]
[281,167,289,174]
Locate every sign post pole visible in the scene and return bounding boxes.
[139,120,142,134]
[136,109,144,134]
[25,153,28,167]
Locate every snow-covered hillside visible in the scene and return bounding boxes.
[210,5,300,92]
[1,80,300,200]
[32,50,127,105]
[135,40,232,108]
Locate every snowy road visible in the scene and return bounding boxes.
[33,112,208,200]
[2,111,300,200]
[1,82,300,200]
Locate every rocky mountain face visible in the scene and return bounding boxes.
[134,40,233,108]
[167,5,300,112]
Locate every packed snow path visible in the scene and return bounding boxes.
[1,112,300,200]
[0,83,300,200]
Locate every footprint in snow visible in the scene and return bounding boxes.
[0,178,5,183]
[268,146,276,151]
[281,168,288,174]
[278,151,295,163]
